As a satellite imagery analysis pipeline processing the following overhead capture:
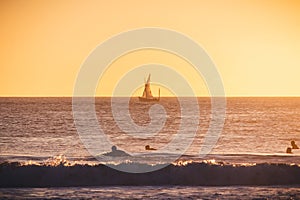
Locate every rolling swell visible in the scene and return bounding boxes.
[1,162,300,187]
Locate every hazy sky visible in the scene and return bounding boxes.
[1,0,300,97]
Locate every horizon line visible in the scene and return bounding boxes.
[1,95,300,98]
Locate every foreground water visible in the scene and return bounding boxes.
[1,97,300,198]
[1,97,300,162]
[1,186,300,199]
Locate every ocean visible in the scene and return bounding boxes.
[1,97,300,199]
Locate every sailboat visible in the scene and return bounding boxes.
[138,74,160,102]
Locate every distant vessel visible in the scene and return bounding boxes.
[138,74,160,102]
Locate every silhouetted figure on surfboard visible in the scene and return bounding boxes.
[291,141,299,149]
[286,147,292,154]
[145,145,156,150]
[103,146,130,157]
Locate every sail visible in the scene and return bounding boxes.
[142,87,147,98]
[142,74,153,98]
[146,74,151,84]
[139,73,159,102]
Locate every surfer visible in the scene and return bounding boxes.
[286,147,292,154]
[291,141,299,149]
[145,145,156,150]
[103,146,130,157]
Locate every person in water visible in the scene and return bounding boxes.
[103,145,130,157]
[145,145,156,150]
[286,147,292,154]
[291,141,299,149]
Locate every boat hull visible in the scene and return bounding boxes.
[138,97,159,102]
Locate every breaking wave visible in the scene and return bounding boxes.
[1,156,300,187]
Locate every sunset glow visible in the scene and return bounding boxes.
[1,0,300,96]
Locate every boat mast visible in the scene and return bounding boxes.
[158,88,160,100]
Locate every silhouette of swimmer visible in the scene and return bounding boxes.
[286,147,292,154]
[145,145,156,150]
[103,146,130,157]
[291,141,299,149]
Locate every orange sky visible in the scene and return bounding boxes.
[1,0,300,97]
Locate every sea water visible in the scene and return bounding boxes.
[1,97,300,198]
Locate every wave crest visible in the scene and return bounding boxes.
[1,160,300,187]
